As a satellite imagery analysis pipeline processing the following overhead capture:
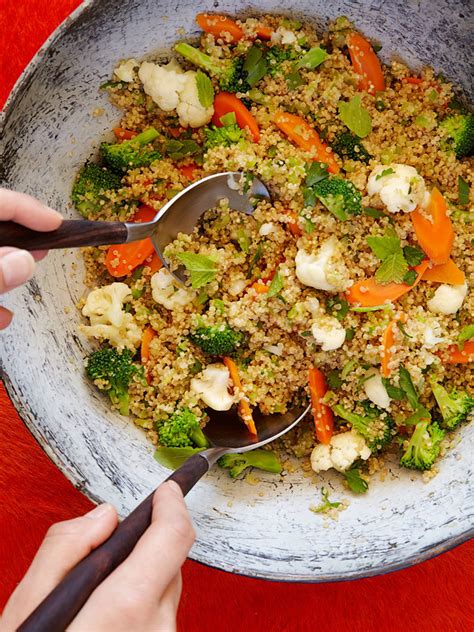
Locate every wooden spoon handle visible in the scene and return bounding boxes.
[17,452,212,632]
[0,219,129,250]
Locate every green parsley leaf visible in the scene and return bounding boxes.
[268,270,284,298]
[176,252,218,288]
[165,139,201,160]
[244,46,268,87]
[298,46,329,70]
[458,324,474,349]
[398,365,419,410]
[326,296,349,321]
[402,269,418,285]
[327,370,343,389]
[363,206,390,220]
[236,228,251,253]
[311,487,341,513]
[247,243,264,278]
[305,161,329,186]
[403,245,425,266]
[195,71,214,108]
[338,95,372,138]
[375,253,408,284]
[286,71,305,90]
[458,175,470,206]
[381,378,406,401]
[375,167,395,181]
[345,468,369,494]
[366,233,402,260]
[345,327,355,341]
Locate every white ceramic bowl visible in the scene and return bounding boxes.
[1,0,473,581]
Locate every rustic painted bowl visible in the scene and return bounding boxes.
[1,0,472,581]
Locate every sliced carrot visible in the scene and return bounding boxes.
[179,163,199,180]
[422,258,465,285]
[381,314,407,378]
[441,341,474,364]
[196,13,244,43]
[402,77,423,85]
[145,252,163,274]
[212,92,260,142]
[411,188,454,265]
[113,127,138,140]
[308,368,334,445]
[223,357,257,435]
[250,280,269,294]
[273,110,340,174]
[347,260,429,307]
[141,326,156,385]
[168,127,184,139]
[105,205,157,278]
[255,25,273,40]
[287,210,302,237]
[346,31,385,95]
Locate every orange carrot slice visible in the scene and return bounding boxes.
[441,341,474,364]
[402,77,423,85]
[255,25,273,40]
[411,188,454,265]
[273,110,340,174]
[196,13,244,43]
[141,325,156,385]
[113,127,138,140]
[346,31,385,95]
[287,210,302,237]
[347,260,429,307]
[105,205,157,277]
[422,259,465,285]
[309,368,334,444]
[381,314,407,378]
[250,280,269,294]
[212,92,260,142]
[223,357,257,435]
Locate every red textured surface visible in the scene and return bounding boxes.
[0,3,473,630]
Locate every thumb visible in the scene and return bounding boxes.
[0,247,35,293]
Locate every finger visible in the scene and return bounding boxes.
[1,504,117,630]
[32,250,48,261]
[0,188,63,230]
[0,248,36,293]
[0,306,13,329]
[155,571,182,626]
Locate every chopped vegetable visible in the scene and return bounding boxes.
[190,324,244,356]
[212,92,260,142]
[113,127,138,140]
[411,188,454,265]
[398,365,419,410]
[267,270,284,297]
[442,340,474,364]
[309,367,334,444]
[243,45,268,87]
[338,95,372,138]
[346,31,385,95]
[204,111,244,149]
[273,111,340,173]
[381,314,407,377]
[345,467,369,494]
[71,163,122,217]
[399,421,444,471]
[195,70,214,107]
[439,113,474,158]
[154,446,204,470]
[331,130,371,163]
[176,252,218,288]
[333,404,393,451]
[141,325,156,385]
[101,127,161,172]
[458,325,474,348]
[179,163,199,180]
[195,13,244,43]
[431,380,474,430]
[312,487,342,512]
[158,408,209,448]
[311,176,362,220]
[458,175,470,205]
[422,259,465,285]
[218,449,281,477]
[297,46,328,70]
[223,356,257,435]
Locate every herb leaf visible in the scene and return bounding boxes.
[154,446,204,470]
[402,269,418,285]
[375,253,408,284]
[363,206,390,220]
[404,405,431,425]
[366,233,401,260]
[398,365,419,410]
[268,270,284,297]
[326,296,349,321]
[305,161,329,186]
[247,243,264,278]
[236,228,250,253]
[165,139,201,160]
[244,46,268,87]
[311,486,341,513]
[338,95,372,138]
[403,245,425,266]
[327,370,343,389]
[176,252,218,288]
[375,167,395,181]
[195,71,214,108]
[458,324,474,349]
[458,175,470,206]
[381,377,406,401]
[345,468,369,494]
[286,71,305,90]
[298,46,329,70]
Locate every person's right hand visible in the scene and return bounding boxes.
[0,481,195,632]
[0,188,63,329]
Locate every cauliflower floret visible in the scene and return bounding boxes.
[295,236,351,292]
[364,370,391,409]
[176,71,214,128]
[311,315,346,351]
[271,26,297,44]
[367,164,429,214]
[114,58,139,83]
[190,364,235,411]
[80,282,141,350]
[151,269,195,311]
[138,60,213,127]
[427,283,468,315]
[259,222,276,236]
[311,430,371,473]
[423,321,445,348]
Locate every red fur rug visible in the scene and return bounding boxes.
[1,3,473,628]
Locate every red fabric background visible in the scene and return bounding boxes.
[0,2,473,630]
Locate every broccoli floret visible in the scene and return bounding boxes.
[439,114,474,159]
[313,176,362,220]
[204,112,244,149]
[175,42,248,93]
[85,347,140,416]
[431,381,474,430]
[158,408,209,448]
[266,46,299,75]
[331,131,371,163]
[333,404,393,451]
[101,127,161,172]
[71,163,122,217]
[400,421,445,471]
[190,324,244,356]
[218,449,282,478]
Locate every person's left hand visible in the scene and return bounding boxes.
[0,188,63,329]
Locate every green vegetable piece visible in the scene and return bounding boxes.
[286,71,305,90]
[439,113,474,159]
[176,252,218,288]
[100,127,161,172]
[158,408,209,448]
[311,486,341,513]
[244,45,268,87]
[362,207,392,221]
[338,95,372,138]
[458,324,474,348]
[297,46,328,70]
[218,449,282,478]
[400,421,444,471]
[165,139,201,160]
[327,370,343,390]
[366,233,401,260]
[331,131,371,163]
[190,324,244,356]
[247,243,264,278]
[267,270,284,298]
[71,163,122,217]
[345,467,369,494]
[333,404,393,451]
[403,245,425,266]
[403,405,431,426]
[154,446,204,470]
[375,167,395,180]
[305,161,329,186]
[398,366,419,410]
[396,320,413,339]
[431,380,474,430]
[236,228,251,253]
[326,296,349,321]
[375,253,408,284]
[266,46,299,76]
[402,269,418,285]
[381,378,405,401]
[458,175,470,206]
[351,304,391,312]
[195,70,214,108]
[204,112,243,150]
[312,176,362,220]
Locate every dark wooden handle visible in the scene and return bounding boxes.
[0,219,129,250]
[17,453,210,632]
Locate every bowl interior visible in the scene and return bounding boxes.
[1,0,473,581]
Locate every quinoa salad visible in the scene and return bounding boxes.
[73,13,473,494]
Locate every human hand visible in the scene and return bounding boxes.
[0,481,195,632]
[0,188,63,329]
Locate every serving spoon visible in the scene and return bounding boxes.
[0,171,270,282]
[18,402,310,632]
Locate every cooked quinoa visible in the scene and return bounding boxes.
[74,14,473,491]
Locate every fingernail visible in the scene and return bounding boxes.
[166,481,183,496]
[40,203,63,221]
[1,250,35,289]
[86,503,114,519]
